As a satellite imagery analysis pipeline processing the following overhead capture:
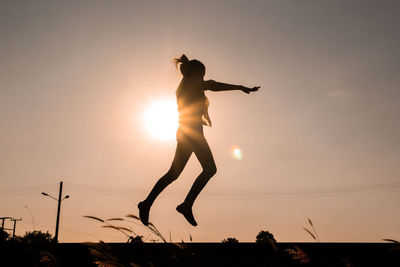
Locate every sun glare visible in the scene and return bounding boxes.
[142,99,179,141]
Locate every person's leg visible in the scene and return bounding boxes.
[177,135,216,226]
[185,136,216,205]
[139,140,192,225]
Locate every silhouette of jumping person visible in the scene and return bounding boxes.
[138,54,259,226]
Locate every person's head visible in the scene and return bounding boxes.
[174,54,205,79]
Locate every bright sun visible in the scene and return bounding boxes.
[142,99,179,141]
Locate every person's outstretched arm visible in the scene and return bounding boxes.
[205,80,260,94]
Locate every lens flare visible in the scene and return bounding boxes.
[231,146,243,160]
[142,99,179,141]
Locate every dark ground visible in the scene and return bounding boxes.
[1,241,399,266]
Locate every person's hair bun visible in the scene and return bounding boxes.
[174,54,189,66]
[174,54,190,76]
[173,54,205,77]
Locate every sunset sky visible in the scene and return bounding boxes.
[1,1,399,242]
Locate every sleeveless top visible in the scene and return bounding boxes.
[176,78,213,128]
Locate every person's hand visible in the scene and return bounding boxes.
[242,86,260,94]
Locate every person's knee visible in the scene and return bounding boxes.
[204,164,217,177]
[163,168,180,183]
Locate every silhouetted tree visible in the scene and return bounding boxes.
[20,230,53,244]
[222,237,239,244]
[128,235,144,244]
[0,230,57,266]
[256,230,276,244]
[256,230,278,252]
[0,228,10,242]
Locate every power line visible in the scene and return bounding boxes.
[64,182,400,199]
[1,182,399,199]
[0,184,56,197]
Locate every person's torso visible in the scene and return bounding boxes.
[176,78,208,126]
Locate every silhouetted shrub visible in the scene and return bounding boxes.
[0,230,58,266]
[256,230,276,244]
[128,235,144,244]
[0,228,10,242]
[256,230,278,256]
[222,237,239,244]
[20,230,53,244]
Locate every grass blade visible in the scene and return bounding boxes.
[102,225,132,233]
[126,214,140,221]
[83,215,104,223]
[303,227,316,240]
[107,218,124,221]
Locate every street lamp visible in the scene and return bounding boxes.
[41,181,69,243]
[41,192,69,201]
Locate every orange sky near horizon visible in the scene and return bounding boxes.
[1,1,399,243]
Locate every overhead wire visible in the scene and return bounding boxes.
[1,182,399,199]
[0,184,57,197]
[64,181,400,199]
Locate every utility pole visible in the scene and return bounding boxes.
[54,181,63,243]
[0,217,11,230]
[10,218,22,238]
[41,181,69,243]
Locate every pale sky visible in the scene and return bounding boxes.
[1,0,399,242]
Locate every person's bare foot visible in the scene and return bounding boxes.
[176,203,197,226]
[138,201,150,226]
